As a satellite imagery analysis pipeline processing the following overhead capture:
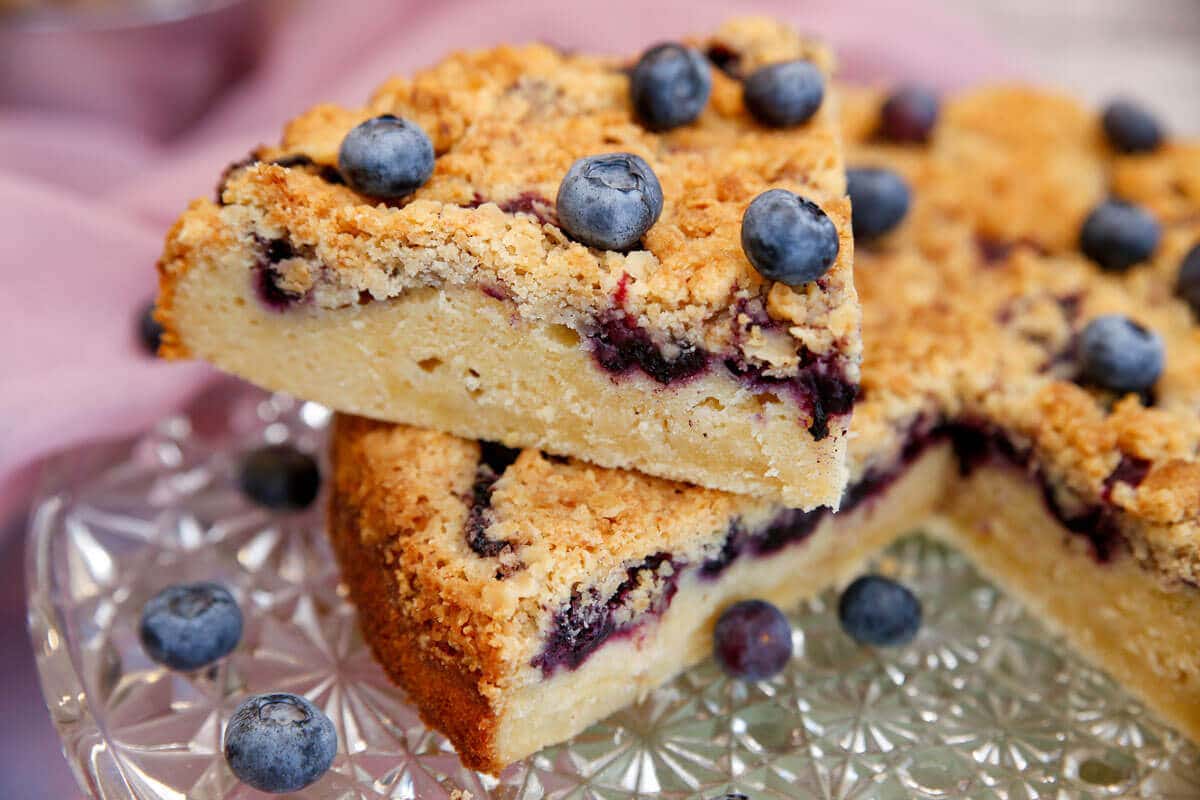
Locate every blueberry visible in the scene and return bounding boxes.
[838,575,921,647]
[1102,99,1164,154]
[338,115,434,199]
[224,692,337,794]
[630,43,712,131]
[238,444,321,510]
[556,153,664,251]
[713,599,793,681]
[741,189,839,285]
[1076,314,1164,394]
[878,86,939,144]
[847,167,911,240]
[138,300,164,355]
[1079,200,1161,271]
[139,582,242,671]
[1177,243,1200,316]
[742,60,824,128]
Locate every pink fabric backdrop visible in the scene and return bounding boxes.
[0,0,1013,526]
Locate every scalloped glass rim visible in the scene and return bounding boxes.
[26,385,1200,799]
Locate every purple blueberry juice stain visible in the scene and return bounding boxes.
[464,442,522,575]
[700,507,823,579]
[841,419,943,513]
[527,417,1142,675]
[1102,455,1151,500]
[466,191,559,227]
[590,312,710,384]
[945,421,1125,562]
[253,236,310,311]
[532,553,679,676]
[724,354,857,440]
[481,284,511,302]
[499,192,559,227]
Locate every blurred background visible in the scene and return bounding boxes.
[0,0,1196,796]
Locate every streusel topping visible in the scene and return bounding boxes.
[187,17,859,381]
[842,85,1200,582]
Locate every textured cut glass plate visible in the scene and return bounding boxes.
[26,385,1200,799]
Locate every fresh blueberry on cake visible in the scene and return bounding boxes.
[555,153,664,251]
[156,17,861,510]
[846,166,911,240]
[327,81,1200,776]
[238,443,321,510]
[713,599,794,680]
[837,574,922,647]
[1102,99,1164,154]
[337,114,435,199]
[1079,198,1162,271]
[742,59,825,128]
[629,43,712,131]
[876,84,939,143]
[1075,314,1164,394]
[139,582,242,671]
[223,692,337,794]
[740,188,840,285]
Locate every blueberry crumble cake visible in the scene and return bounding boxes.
[156,17,861,510]
[329,84,1200,775]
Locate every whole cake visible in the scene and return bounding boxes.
[326,84,1200,773]
[156,18,862,510]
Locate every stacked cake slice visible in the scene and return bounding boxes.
[157,16,1200,778]
[158,17,861,511]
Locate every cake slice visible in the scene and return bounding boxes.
[156,18,862,510]
[328,84,1200,776]
[327,413,937,776]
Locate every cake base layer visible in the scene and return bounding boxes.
[329,443,954,774]
[168,238,848,509]
[933,466,1200,745]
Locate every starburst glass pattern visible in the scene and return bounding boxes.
[26,386,1200,799]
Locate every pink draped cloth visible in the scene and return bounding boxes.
[0,0,1015,528]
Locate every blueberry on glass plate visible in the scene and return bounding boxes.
[556,152,664,251]
[741,188,839,285]
[713,599,794,681]
[1076,314,1164,395]
[238,443,321,511]
[224,692,337,794]
[838,574,922,647]
[139,582,242,671]
[338,114,435,199]
[742,59,825,128]
[630,42,712,131]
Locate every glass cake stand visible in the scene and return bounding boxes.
[26,385,1200,799]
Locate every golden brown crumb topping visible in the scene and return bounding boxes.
[163,17,860,381]
[842,85,1200,582]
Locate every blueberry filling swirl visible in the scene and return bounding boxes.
[464,442,523,579]
[528,419,1153,676]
